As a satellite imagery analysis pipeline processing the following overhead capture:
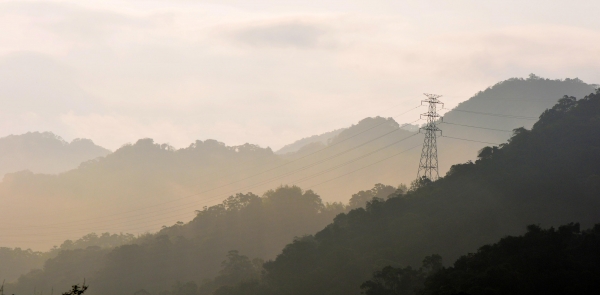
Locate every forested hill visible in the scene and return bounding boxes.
[1,76,595,252]
[0,132,110,177]
[278,75,595,195]
[0,139,282,249]
[436,75,595,177]
[0,233,134,283]
[3,82,599,295]
[420,223,600,295]
[275,128,345,155]
[441,75,595,144]
[216,90,600,295]
[4,186,349,295]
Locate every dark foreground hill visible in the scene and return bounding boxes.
[6,89,600,295]
[420,223,600,295]
[1,76,594,251]
[358,223,600,295]
[4,186,350,295]
[0,233,134,283]
[215,90,600,295]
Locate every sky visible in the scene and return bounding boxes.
[0,0,599,151]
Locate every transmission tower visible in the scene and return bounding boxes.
[417,93,443,181]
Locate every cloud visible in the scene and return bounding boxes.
[0,1,148,52]
[232,21,328,48]
[0,51,101,114]
[0,0,599,154]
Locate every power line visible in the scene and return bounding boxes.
[443,95,564,103]
[2,133,422,238]
[2,100,546,243]
[441,135,501,145]
[0,108,424,230]
[0,145,425,282]
[6,105,422,222]
[5,103,532,239]
[2,130,513,242]
[442,108,538,120]
[440,122,513,132]
[2,120,423,234]
[293,133,419,184]
[309,144,422,189]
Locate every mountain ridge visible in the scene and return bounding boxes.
[6,86,600,295]
[1,75,595,252]
[0,131,110,178]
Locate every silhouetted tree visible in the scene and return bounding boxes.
[423,223,600,295]
[349,184,398,209]
[61,283,88,295]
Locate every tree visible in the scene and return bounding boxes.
[409,176,432,191]
[422,223,600,295]
[349,184,397,209]
[61,283,88,295]
[198,251,264,295]
[361,266,425,295]
[218,251,262,283]
[421,255,442,274]
[171,281,198,295]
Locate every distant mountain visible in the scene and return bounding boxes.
[0,139,285,250]
[216,87,600,295]
[275,128,345,155]
[0,132,110,177]
[0,75,596,253]
[277,75,596,181]
[7,84,600,295]
[442,74,595,143]
[435,75,596,175]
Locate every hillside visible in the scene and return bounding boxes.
[443,75,594,142]
[421,223,600,295]
[215,89,600,295]
[4,85,599,295]
[280,75,596,199]
[436,75,594,176]
[4,186,346,295]
[0,139,283,250]
[0,233,134,283]
[0,132,110,177]
[356,222,600,295]
[275,128,345,155]
[0,76,594,252]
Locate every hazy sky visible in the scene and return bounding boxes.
[1,0,599,150]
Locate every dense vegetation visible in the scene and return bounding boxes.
[214,90,600,295]
[422,223,600,295]
[0,233,134,283]
[2,79,599,295]
[2,77,594,252]
[4,186,353,295]
[2,183,399,288]
[360,223,600,295]
[441,75,594,143]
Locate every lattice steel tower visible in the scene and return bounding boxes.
[417,93,443,180]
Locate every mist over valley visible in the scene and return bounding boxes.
[2,1,600,295]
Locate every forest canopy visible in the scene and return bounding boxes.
[3,86,600,295]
